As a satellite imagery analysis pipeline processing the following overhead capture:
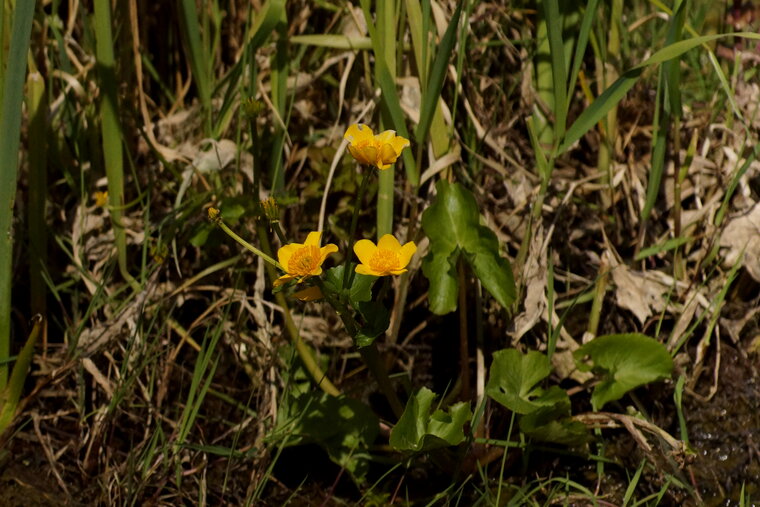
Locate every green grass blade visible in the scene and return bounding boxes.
[566,0,599,108]
[643,68,668,223]
[0,0,36,391]
[405,0,448,157]
[178,0,212,132]
[0,316,42,434]
[559,32,760,154]
[541,0,567,143]
[248,0,286,52]
[375,55,418,186]
[26,68,47,316]
[268,10,289,193]
[361,0,418,187]
[415,2,462,147]
[642,0,686,223]
[404,0,426,86]
[375,0,397,238]
[289,34,371,49]
[0,0,5,106]
[715,143,760,227]
[94,0,136,290]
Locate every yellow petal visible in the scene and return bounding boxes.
[320,243,339,262]
[304,231,322,246]
[344,123,374,143]
[355,263,380,276]
[277,243,301,268]
[379,143,401,166]
[397,242,417,269]
[374,130,397,143]
[377,234,402,253]
[347,144,374,166]
[389,268,408,275]
[388,135,410,154]
[353,239,378,266]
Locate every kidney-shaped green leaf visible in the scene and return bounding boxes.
[574,333,674,410]
[486,349,569,414]
[421,180,515,314]
[389,387,471,453]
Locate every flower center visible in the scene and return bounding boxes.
[369,249,400,274]
[288,245,320,276]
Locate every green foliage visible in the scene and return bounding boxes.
[278,392,379,483]
[558,31,760,155]
[421,180,515,314]
[486,349,558,414]
[323,265,377,306]
[574,333,674,410]
[355,301,390,347]
[0,316,42,434]
[414,2,462,146]
[0,0,36,390]
[486,349,587,446]
[324,266,387,346]
[389,387,471,453]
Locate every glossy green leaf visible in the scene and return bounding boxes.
[574,333,673,410]
[389,387,471,452]
[518,396,588,446]
[486,349,566,414]
[323,265,377,306]
[520,416,589,446]
[421,247,459,315]
[421,180,515,315]
[355,301,390,348]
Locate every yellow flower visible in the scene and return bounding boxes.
[344,124,410,170]
[274,231,338,287]
[93,190,108,207]
[353,234,416,277]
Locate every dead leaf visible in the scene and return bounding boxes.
[719,202,760,281]
[607,250,668,325]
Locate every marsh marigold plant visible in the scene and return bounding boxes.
[344,124,409,170]
[274,231,338,287]
[354,234,417,276]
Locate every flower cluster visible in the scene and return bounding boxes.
[271,124,414,290]
[275,232,416,285]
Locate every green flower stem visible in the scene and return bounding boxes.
[213,214,282,270]
[271,221,288,245]
[376,276,391,303]
[213,213,339,396]
[359,343,404,418]
[277,289,341,397]
[342,168,373,292]
[315,278,404,419]
[314,279,359,335]
[256,221,341,397]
